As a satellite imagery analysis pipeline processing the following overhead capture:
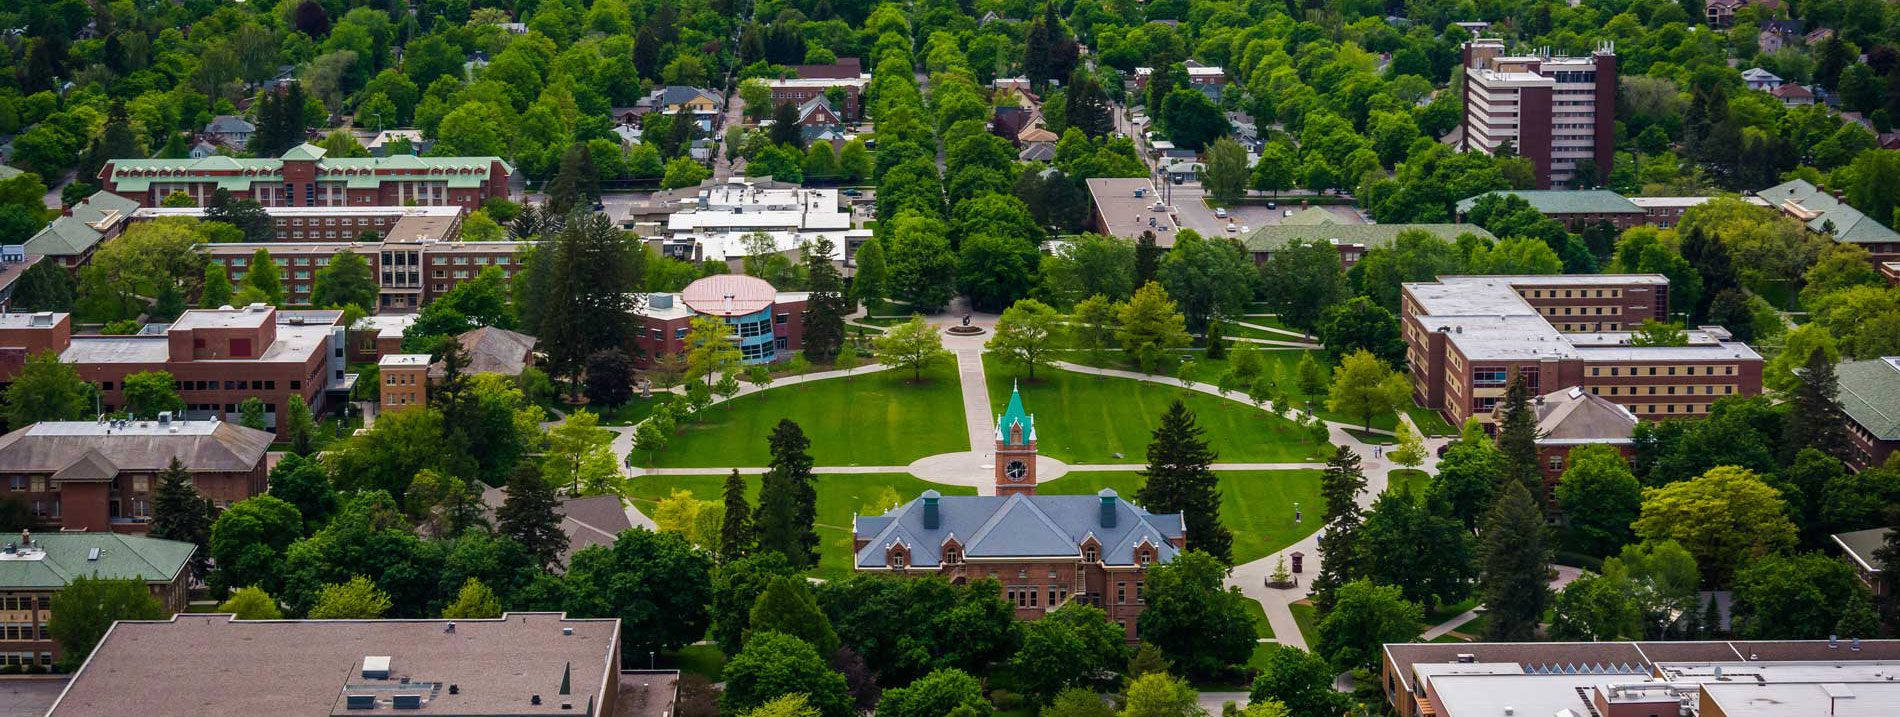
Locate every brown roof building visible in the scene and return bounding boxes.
[1494,386,1638,508]
[47,613,624,716]
[0,419,272,532]
[449,327,537,376]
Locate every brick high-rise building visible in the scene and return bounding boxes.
[1402,275,1763,428]
[1460,39,1617,189]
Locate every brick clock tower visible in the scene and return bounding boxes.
[995,382,1038,497]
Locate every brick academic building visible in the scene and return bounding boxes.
[0,532,194,667]
[633,275,808,366]
[0,419,271,530]
[853,388,1186,640]
[0,306,349,427]
[97,143,512,211]
[1403,275,1763,427]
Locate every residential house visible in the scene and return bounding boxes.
[633,86,725,132]
[365,129,430,156]
[187,140,219,159]
[795,96,843,127]
[1741,67,1784,90]
[765,77,868,122]
[203,115,255,148]
[1770,83,1816,106]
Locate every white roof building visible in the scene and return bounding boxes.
[657,177,867,262]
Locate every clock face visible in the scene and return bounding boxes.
[1005,460,1028,481]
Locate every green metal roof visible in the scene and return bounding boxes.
[0,533,194,589]
[104,145,513,193]
[1757,178,1900,246]
[996,381,1035,445]
[279,143,327,161]
[1241,221,1495,253]
[1455,190,1644,216]
[1837,357,1900,441]
[1832,527,1890,573]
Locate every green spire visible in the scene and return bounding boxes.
[997,380,1035,445]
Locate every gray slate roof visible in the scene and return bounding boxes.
[646,86,724,111]
[0,533,195,589]
[25,191,139,258]
[1756,178,1900,247]
[854,489,1183,568]
[454,326,536,375]
[1525,386,1637,444]
[204,115,255,135]
[1456,190,1644,216]
[1837,357,1900,441]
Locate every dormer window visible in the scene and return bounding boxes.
[944,547,961,564]
[1083,547,1099,562]
[1137,548,1153,565]
[892,552,906,568]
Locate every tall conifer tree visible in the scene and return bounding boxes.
[149,458,214,580]
[1310,446,1367,613]
[1477,480,1549,641]
[1784,347,1851,462]
[719,469,754,563]
[1136,400,1233,563]
[1495,375,1542,499]
[802,238,848,363]
[756,420,818,567]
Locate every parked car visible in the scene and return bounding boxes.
[1283,209,1295,217]
[1215,207,1228,219]
[1266,201,1277,209]
[842,188,862,197]
[1225,222,1238,232]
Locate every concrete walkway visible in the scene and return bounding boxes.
[1229,319,1318,342]
[956,349,995,454]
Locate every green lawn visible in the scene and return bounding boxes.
[597,395,676,426]
[1037,470,1324,564]
[641,363,967,467]
[1239,594,1277,639]
[1386,468,1429,496]
[623,472,975,579]
[986,357,1332,466]
[1406,405,1458,436]
[1289,601,1319,648]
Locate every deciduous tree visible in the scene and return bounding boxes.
[988,299,1062,379]
[873,317,950,382]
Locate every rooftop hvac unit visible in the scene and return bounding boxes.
[86,548,100,561]
[345,695,375,710]
[362,656,392,680]
[392,694,423,710]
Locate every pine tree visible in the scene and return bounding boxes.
[1477,480,1549,641]
[497,463,569,569]
[1680,226,1737,323]
[149,458,214,580]
[544,142,599,216]
[1310,446,1367,613]
[756,420,818,567]
[719,469,754,563]
[1135,231,1160,288]
[802,238,849,363]
[1136,400,1233,563]
[1065,69,1114,138]
[1495,375,1542,499]
[1784,347,1851,462]
[747,575,840,656]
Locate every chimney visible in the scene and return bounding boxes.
[1098,489,1118,529]
[921,490,941,529]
